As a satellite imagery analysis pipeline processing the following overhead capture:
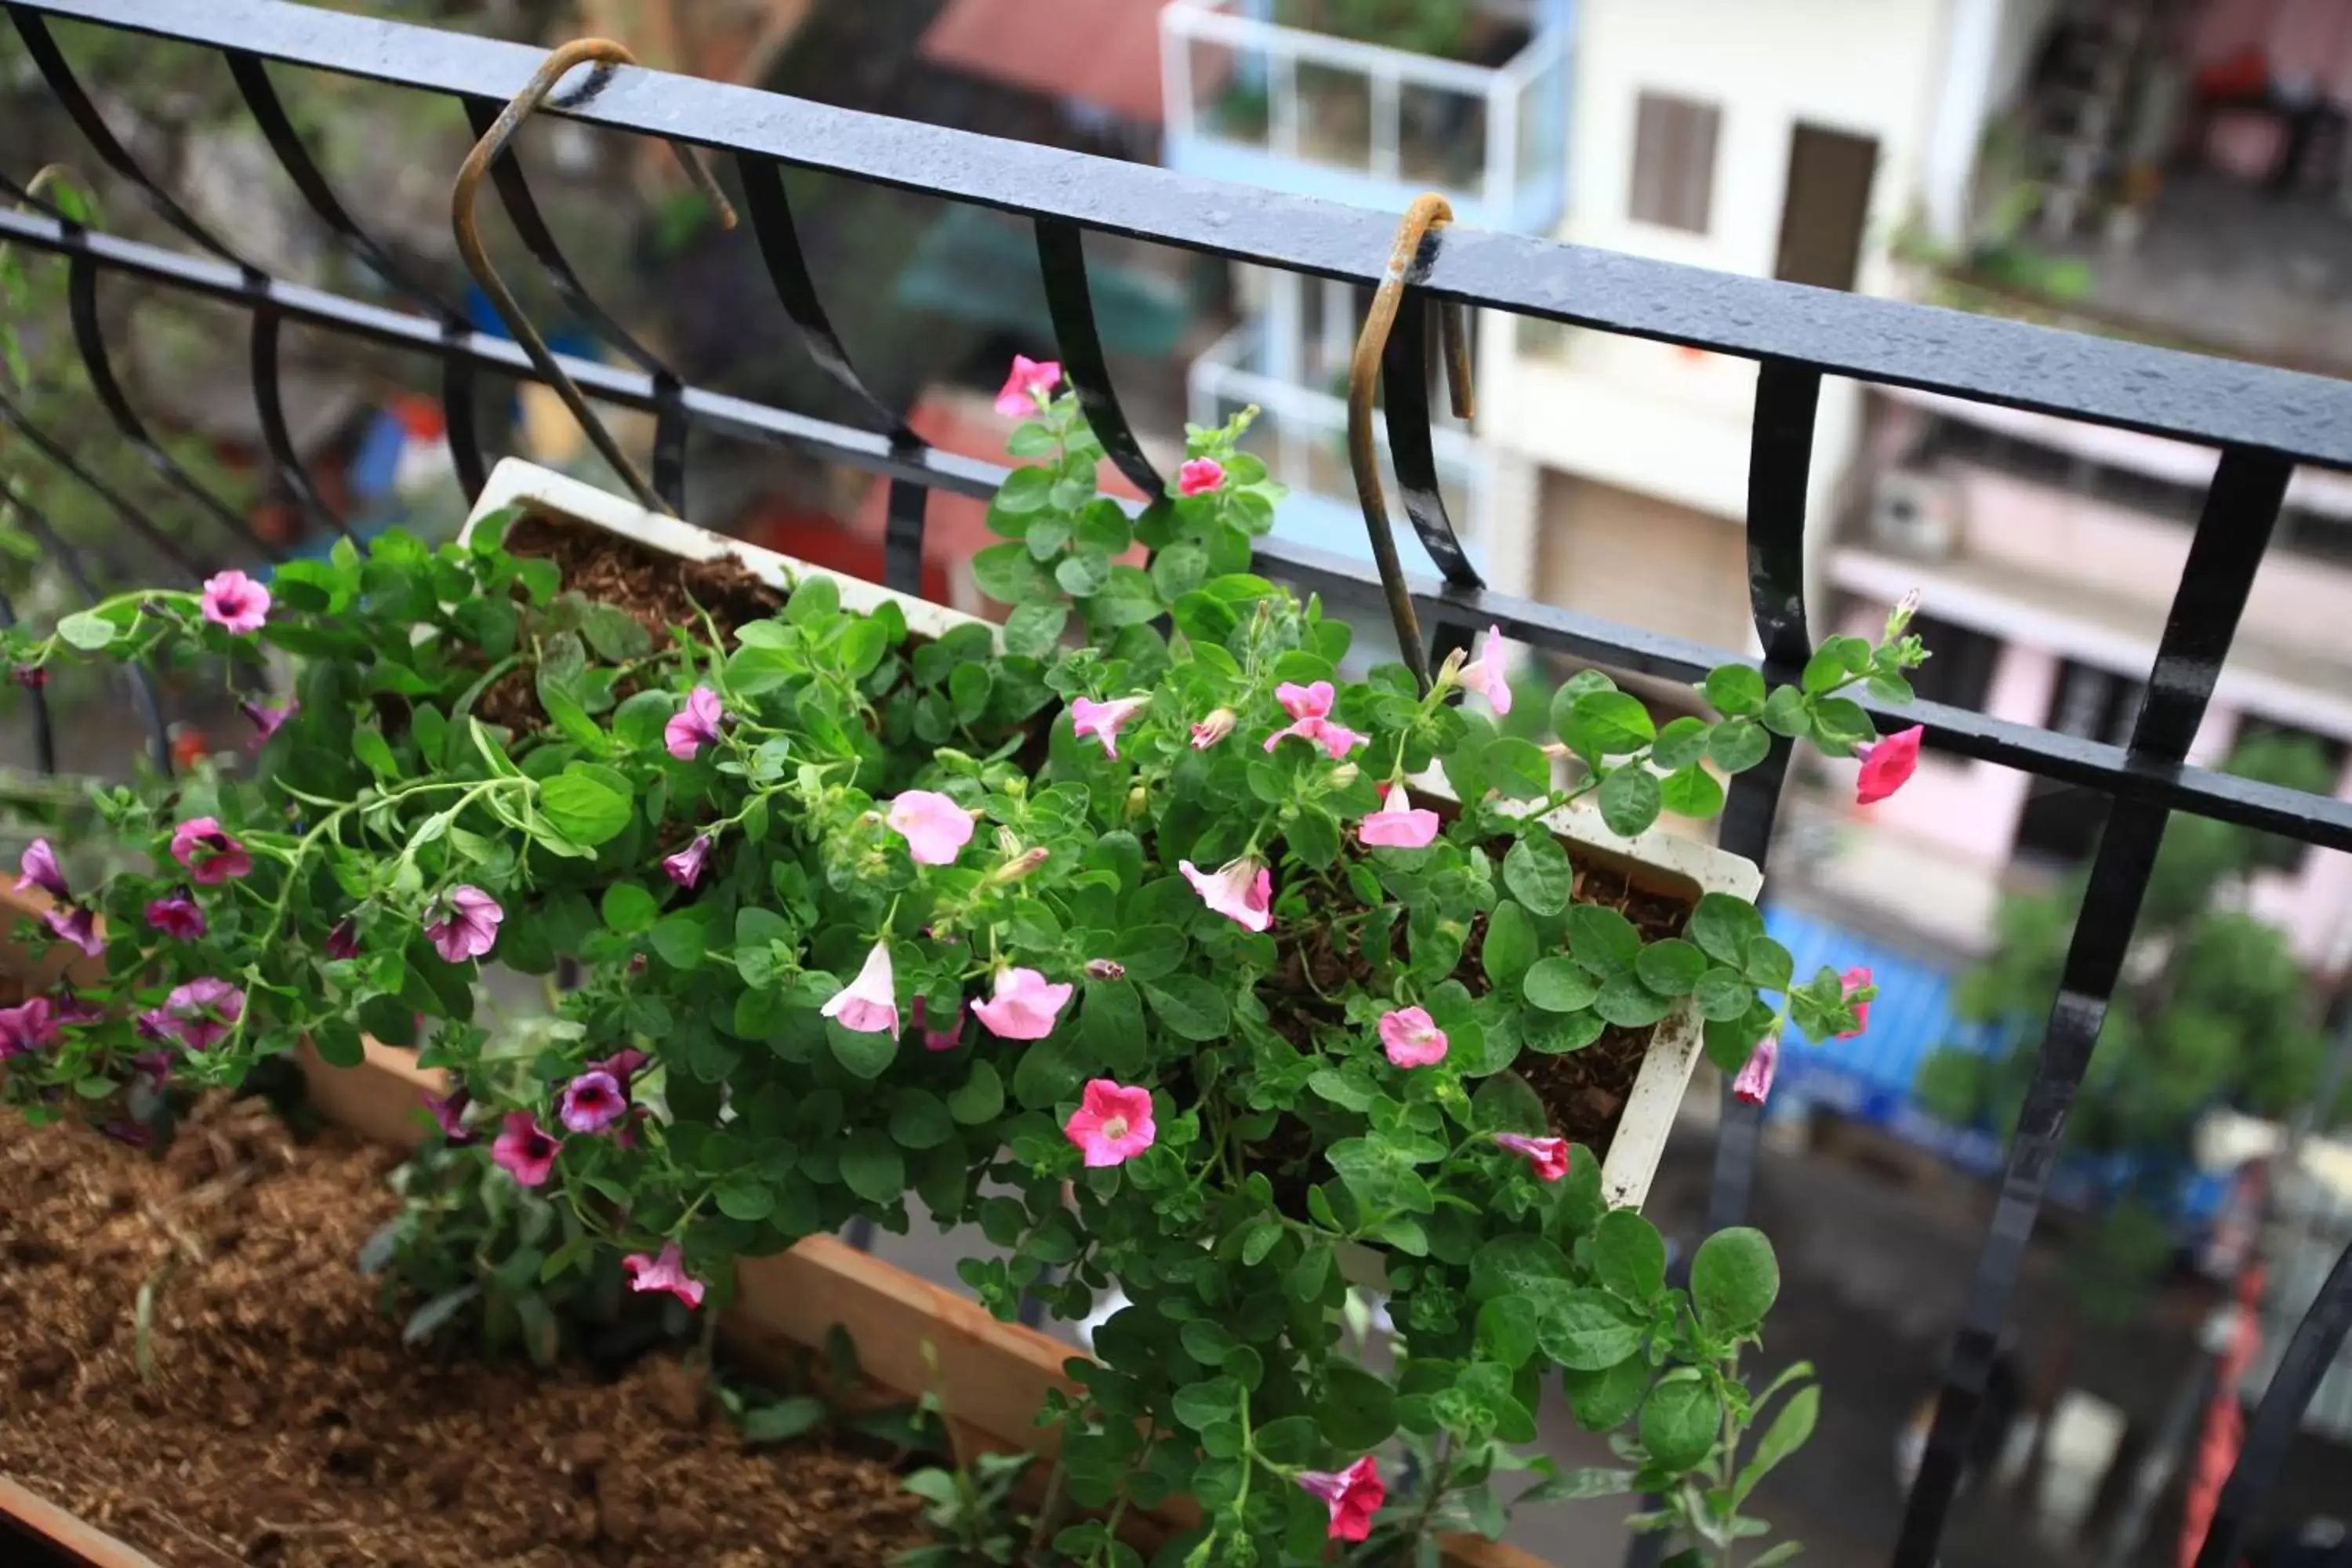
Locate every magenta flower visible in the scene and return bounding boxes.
[15,838,68,902]
[325,917,362,960]
[51,993,103,1028]
[169,817,252,885]
[0,997,57,1059]
[1297,1456,1385,1541]
[1178,456,1226,496]
[820,937,899,1038]
[144,890,206,941]
[425,884,503,964]
[1377,1006,1448,1068]
[1855,726,1924,805]
[911,995,963,1052]
[665,685,724,761]
[1733,1034,1779,1106]
[662,834,715,889]
[590,1047,649,1089]
[200,569,270,634]
[1263,681,1366,760]
[559,1069,628,1134]
[993,354,1063,417]
[1359,782,1442,849]
[886,789,976,866]
[424,1087,475,1145]
[1837,966,1874,1038]
[162,978,245,1052]
[1178,857,1272,933]
[239,697,298,746]
[1070,695,1149,760]
[43,904,102,957]
[623,1241,706,1308]
[1063,1079,1156,1167]
[1189,708,1236,750]
[971,967,1074,1041]
[1494,1132,1570,1182]
[1455,623,1513,717]
[13,665,45,690]
[1084,958,1126,982]
[492,1110,560,1187]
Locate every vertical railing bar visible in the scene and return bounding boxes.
[0,586,57,775]
[1033,217,1168,503]
[648,399,688,516]
[883,477,928,597]
[1377,289,1483,590]
[1893,445,2294,1568]
[249,305,357,544]
[441,355,490,505]
[0,389,208,583]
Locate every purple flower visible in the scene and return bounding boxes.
[589,1047,648,1090]
[239,696,299,746]
[15,838,68,902]
[42,903,103,957]
[1733,1034,1779,1107]
[162,978,245,1052]
[492,1110,560,1187]
[664,685,724,761]
[0,997,58,1058]
[169,818,252,885]
[623,1242,705,1308]
[325,917,361,960]
[662,834,714,889]
[201,570,270,634]
[145,889,206,941]
[424,1087,475,1145]
[559,1069,627,1134]
[424,885,502,964]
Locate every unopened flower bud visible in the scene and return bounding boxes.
[1125,782,1149,819]
[1330,763,1359,788]
[1886,588,1922,641]
[990,846,1051,884]
[13,665,45,691]
[996,826,1022,858]
[1085,958,1126,982]
[1432,646,1468,693]
[1189,708,1236,750]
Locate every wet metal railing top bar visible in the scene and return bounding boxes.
[2,3,2350,1566]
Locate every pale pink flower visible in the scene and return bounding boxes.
[1071,695,1149,759]
[492,1110,560,1187]
[665,685,724,760]
[994,354,1063,416]
[145,889,206,941]
[1263,681,1366,760]
[169,817,252,885]
[15,838,67,902]
[1456,624,1513,716]
[887,789,976,866]
[1855,726,1924,805]
[623,1241,706,1308]
[1837,966,1874,1038]
[200,569,270,634]
[426,884,503,964]
[1494,1132,1570,1182]
[1179,857,1272,933]
[1359,782,1441,849]
[0,997,57,1059]
[911,995,962,1051]
[559,1069,627,1134]
[1063,1079,1156,1167]
[1178,457,1226,496]
[162,977,245,1052]
[43,904,102,957]
[1297,1456,1385,1541]
[971,967,1074,1041]
[1733,1034,1779,1106]
[425,1087,474,1145]
[1377,1006,1448,1068]
[662,834,714,888]
[240,697,298,746]
[821,938,899,1038]
[1189,707,1236,750]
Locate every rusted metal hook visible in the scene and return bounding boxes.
[1346,192,1475,693]
[452,38,738,515]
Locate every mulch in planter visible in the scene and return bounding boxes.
[0,1097,927,1567]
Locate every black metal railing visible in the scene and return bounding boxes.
[2,2,2349,1564]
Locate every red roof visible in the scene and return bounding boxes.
[920,0,1167,125]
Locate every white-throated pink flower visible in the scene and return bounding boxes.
[1178,456,1225,496]
[1359,782,1441,850]
[15,838,67,902]
[662,834,715,888]
[1063,1079,1156,1167]
[1377,1006,1448,1068]
[821,938,900,1038]
[1179,857,1272,933]
[1296,1456,1385,1541]
[1837,966,1874,1037]
[0,997,57,1059]
[1263,681,1365,760]
[145,890,205,941]
[1494,1132,1570,1182]
[665,684,724,760]
[1071,695,1149,759]
[1189,707,1236,750]
[886,789,976,866]
[492,1110,560,1186]
[43,904,101,957]
[169,817,252,885]
[1733,1034,1779,1106]
[425,885,503,964]
[993,354,1062,416]
[162,977,245,1052]
[240,697,298,746]
[623,1241,706,1308]
[559,1069,627,1134]
[201,569,270,633]
[1456,624,1513,716]
[971,967,1074,1040]
[1855,727,1924,805]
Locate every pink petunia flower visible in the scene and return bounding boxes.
[1377,1005,1448,1068]
[15,838,68,902]
[1456,624,1513,717]
[971,967,1074,1041]
[1263,681,1366,760]
[1733,1034,1779,1106]
[559,1069,628,1134]
[887,790,976,866]
[589,1047,648,1089]
[1297,1456,1385,1542]
[665,685,725,761]
[325,917,362,960]
[162,977,245,1052]
[425,885,503,964]
[0,996,57,1059]
[1359,782,1442,849]
[1178,457,1226,496]
[1494,1132,1570,1182]
[200,570,270,634]
[492,1110,560,1187]
[169,818,252,885]
[993,354,1063,417]
[1063,1079,1156,1167]
[820,938,900,1038]
[1178,857,1272,933]
[424,1087,475,1145]
[1070,695,1149,760]
[240,697,299,746]
[145,890,206,941]
[43,904,102,957]
[909,995,963,1052]
[1189,708,1236,750]
[623,1241,706,1308]
[1836,966,1874,1039]
[662,834,715,889]
[1855,726,1924,805]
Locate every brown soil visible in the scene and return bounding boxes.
[0,1098,926,1567]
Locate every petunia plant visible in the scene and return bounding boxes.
[0,358,1929,1566]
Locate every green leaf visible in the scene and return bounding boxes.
[1735,1384,1819,1504]
[1537,1290,1646,1370]
[1661,764,1725,819]
[1523,956,1599,1014]
[1635,939,1708,996]
[1748,1545,1806,1568]
[1055,553,1110,597]
[1695,967,1756,1022]
[402,1286,480,1346]
[1484,736,1554,800]
[1652,716,1711,771]
[1470,1071,1548,1134]
[840,1130,906,1203]
[1004,602,1068,659]
[1181,1319,1238,1365]
[1762,684,1810,738]
[1143,977,1229,1041]
[1562,1357,1650,1432]
[1708,717,1770,773]
[650,914,706,970]
[1317,1363,1397,1450]
[741,1396,827,1445]
[889,1089,956,1149]
[1475,1296,1540,1369]
[1702,665,1765,716]
[540,764,633,847]
[1519,1467,1639,1504]
[1691,1227,1780,1334]
[1599,766,1663,838]
[601,882,659,935]
[1564,691,1656,756]
[1013,1035,1087,1112]
[1812,696,1875,751]
[1525,1008,1605,1054]
[1640,1378,1721,1472]
[310,1018,363,1069]
[1743,935,1795,991]
[946,1061,1004,1125]
[1469,1233,1569,1302]
[1240,1221,1284,1268]
[828,1021,899,1080]
[1687,894,1765,967]
[1568,906,1642,975]
[1503,833,1573,916]
[1482,900,1537,990]
[56,611,117,650]
[1172,1377,1242,1433]
[717,1176,775,1221]
[1592,1209,1666,1301]
[1595,975,1672,1029]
